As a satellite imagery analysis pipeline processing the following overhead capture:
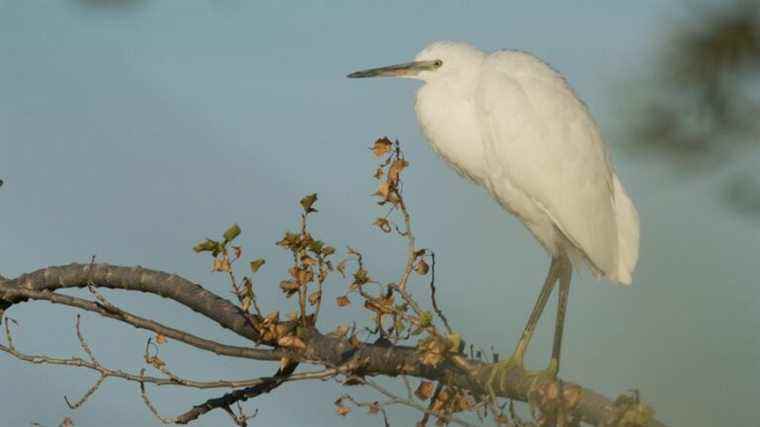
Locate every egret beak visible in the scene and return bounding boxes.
[347,60,441,78]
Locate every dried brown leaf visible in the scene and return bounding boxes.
[375,181,391,200]
[414,258,430,275]
[387,158,409,185]
[371,137,393,157]
[279,280,300,296]
[415,381,435,400]
[249,258,266,273]
[336,259,349,277]
[308,290,321,306]
[212,257,231,272]
[301,255,318,266]
[367,401,381,415]
[373,217,392,233]
[373,167,384,180]
[336,295,351,307]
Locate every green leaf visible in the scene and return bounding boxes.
[309,239,324,254]
[419,311,433,328]
[223,223,241,242]
[300,193,318,213]
[193,239,218,253]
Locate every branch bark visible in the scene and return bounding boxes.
[0,263,668,427]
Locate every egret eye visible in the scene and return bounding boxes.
[434,60,443,67]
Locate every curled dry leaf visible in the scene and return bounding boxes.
[146,355,166,369]
[373,217,392,233]
[335,405,351,417]
[364,293,395,315]
[367,401,381,415]
[414,258,430,275]
[301,255,318,266]
[374,181,391,201]
[352,268,371,287]
[373,167,384,180]
[387,158,409,185]
[336,259,349,277]
[336,295,351,307]
[372,137,393,157]
[276,231,301,251]
[212,257,231,272]
[415,380,435,400]
[289,266,314,285]
[308,290,321,306]
[280,280,300,297]
[249,258,266,273]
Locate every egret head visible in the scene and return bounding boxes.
[347,41,484,82]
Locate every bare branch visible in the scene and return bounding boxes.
[1,263,269,343]
[0,284,283,361]
[0,263,667,427]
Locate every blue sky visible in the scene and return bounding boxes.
[1,1,758,426]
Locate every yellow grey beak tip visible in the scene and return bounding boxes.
[346,60,441,79]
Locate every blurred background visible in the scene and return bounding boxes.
[1,1,758,426]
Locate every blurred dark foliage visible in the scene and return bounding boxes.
[634,0,760,217]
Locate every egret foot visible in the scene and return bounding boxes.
[485,352,524,402]
[485,355,559,402]
[525,357,559,387]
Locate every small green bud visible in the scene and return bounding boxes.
[223,223,241,242]
[193,239,218,253]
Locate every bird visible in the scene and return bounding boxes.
[348,41,640,393]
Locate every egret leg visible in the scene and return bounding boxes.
[549,259,572,375]
[513,256,563,364]
[485,256,563,398]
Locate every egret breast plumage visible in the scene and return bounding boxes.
[348,41,639,388]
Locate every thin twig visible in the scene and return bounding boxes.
[364,378,477,427]
[1,286,283,361]
[428,252,453,334]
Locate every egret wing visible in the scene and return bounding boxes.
[475,51,618,274]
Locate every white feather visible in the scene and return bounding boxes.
[411,41,639,284]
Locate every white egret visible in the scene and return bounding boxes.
[348,41,639,391]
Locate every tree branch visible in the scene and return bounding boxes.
[0,281,284,361]
[0,263,667,427]
[2,263,269,342]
